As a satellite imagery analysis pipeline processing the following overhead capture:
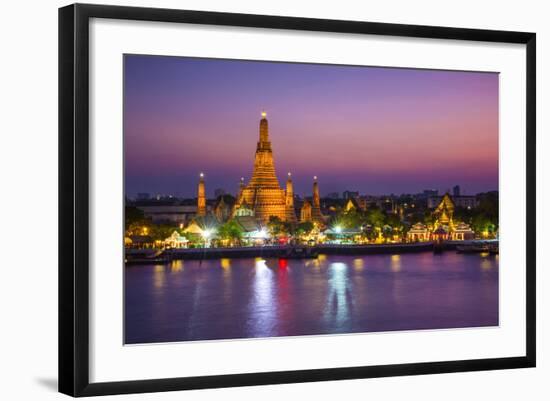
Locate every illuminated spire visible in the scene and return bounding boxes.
[233,112,286,223]
[312,175,323,223]
[285,172,296,222]
[197,172,206,216]
[259,111,269,143]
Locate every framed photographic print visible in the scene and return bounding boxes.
[58,3,536,397]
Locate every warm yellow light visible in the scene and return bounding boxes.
[261,111,267,118]
[221,258,231,269]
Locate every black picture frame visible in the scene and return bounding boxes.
[59,3,536,397]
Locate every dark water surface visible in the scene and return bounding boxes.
[125,252,498,344]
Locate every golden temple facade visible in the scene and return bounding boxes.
[197,112,325,225]
[233,112,294,223]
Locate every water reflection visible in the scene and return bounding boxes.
[324,262,353,329]
[249,259,276,336]
[480,254,498,270]
[125,252,499,344]
[390,254,401,272]
[220,258,231,279]
[153,264,165,289]
[353,258,364,271]
[170,260,184,272]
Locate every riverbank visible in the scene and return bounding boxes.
[160,241,458,260]
[126,240,498,263]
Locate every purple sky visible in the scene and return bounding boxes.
[124,55,499,198]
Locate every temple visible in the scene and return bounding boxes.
[433,193,454,229]
[197,112,325,225]
[233,112,290,223]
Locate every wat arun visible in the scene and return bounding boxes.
[233,111,293,223]
[198,112,324,225]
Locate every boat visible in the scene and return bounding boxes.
[456,241,495,254]
[125,249,172,265]
[281,246,319,259]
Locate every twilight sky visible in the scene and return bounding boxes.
[124,55,499,198]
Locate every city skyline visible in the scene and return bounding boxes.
[124,55,499,198]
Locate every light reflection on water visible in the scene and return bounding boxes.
[390,254,401,272]
[324,262,352,329]
[249,259,276,336]
[125,252,499,344]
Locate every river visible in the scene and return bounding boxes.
[124,251,498,344]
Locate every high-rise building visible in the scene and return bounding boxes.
[453,185,461,197]
[343,190,359,200]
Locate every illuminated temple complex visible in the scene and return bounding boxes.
[196,112,324,225]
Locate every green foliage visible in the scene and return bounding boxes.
[125,206,148,232]
[365,207,385,228]
[267,216,288,237]
[217,220,244,244]
[148,224,176,242]
[295,221,314,236]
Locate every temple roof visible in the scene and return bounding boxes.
[234,215,261,232]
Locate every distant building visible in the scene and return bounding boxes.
[137,205,200,225]
[428,194,478,209]
[326,192,340,199]
[343,190,359,200]
[136,192,150,201]
[419,189,438,199]
[453,185,461,197]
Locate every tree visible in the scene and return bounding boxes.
[295,221,314,237]
[217,220,243,246]
[148,224,176,242]
[365,207,384,229]
[267,216,287,237]
[125,206,148,233]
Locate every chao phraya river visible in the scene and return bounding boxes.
[125,252,498,344]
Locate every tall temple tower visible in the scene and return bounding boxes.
[234,112,287,223]
[300,200,312,222]
[285,173,297,222]
[311,176,323,223]
[197,172,206,217]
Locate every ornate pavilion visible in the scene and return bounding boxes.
[406,194,475,242]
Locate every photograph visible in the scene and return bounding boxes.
[123,55,500,344]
